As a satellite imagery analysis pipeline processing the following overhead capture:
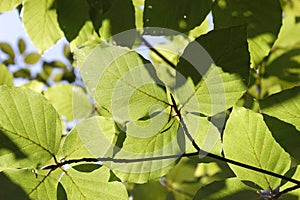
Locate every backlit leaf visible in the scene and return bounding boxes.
[260,86,300,131]
[22,0,64,52]
[60,166,128,200]
[223,106,291,189]
[0,86,62,168]
[0,64,13,86]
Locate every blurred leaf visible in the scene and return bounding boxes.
[131,181,169,200]
[193,178,258,200]
[13,68,31,78]
[0,0,22,12]
[44,84,92,121]
[60,167,128,200]
[260,86,300,131]
[22,0,63,52]
[274,16,300,49]
[63,44,73,63]
[56,0,90,41]
[143,0,212,35]
[0,86,62,168]
[21,80,44,93]
[24,52,41,65]
[212,0,282,66]
[132,0,144,30]
[17,38,26,54]
[0,64,13,86]
[61,69,76,83]
[0,42,15,59]
[44,61,68,69]
[223,106,291,189]
[280,0,300,16]
[52,72,64,82]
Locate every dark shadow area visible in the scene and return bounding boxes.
[0,172,28,199]
[266,48,300,83]
[263,114,300,162]
[0,129,27,159]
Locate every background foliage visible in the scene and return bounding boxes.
[0,0,300,199]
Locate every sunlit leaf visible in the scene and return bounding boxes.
[0,86,62,168]
[0,64,13,86]
[22,0,64,52]
[106,117,184,183]
[223,106,291,189]
[62,116,116,159]
[0,0,22,12]
[260,86,300,131]
[79,45,169,120]
[60,166,128,200]
[21,80,44,93]
[212,0,282,66]
[176,26,249,116]
[44,84,92,121]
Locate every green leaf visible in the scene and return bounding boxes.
[223,106,291,189]
[44,84,93,121]
[0,86,62,168]
[176,26,249,116]
[0,64,13,86]
[99,0,137,47]
[260,86,300,131]
[21,80,45,93]
[62,116,116,159]
[107,117,184,183]
[24,52,41,65]
[13,68,31,78]
[131,181,169,200]
[60,166,128,200]
[193,178,258,200]
[18,38,26,54]
[69,21,101,51]
[0,0,22,12]
[0,42,15,59]
[143,0,212,34]
[80,45,169,120]
[212,0,282,66]
[22,0,64,52]
[281,165,300,199]
[263,115,300,162]
[1,169,59,199]
[56,0,90,41]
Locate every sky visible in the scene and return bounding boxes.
[0,9,69,85]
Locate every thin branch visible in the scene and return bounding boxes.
[141,36,176,69]
[274,184,300,199]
